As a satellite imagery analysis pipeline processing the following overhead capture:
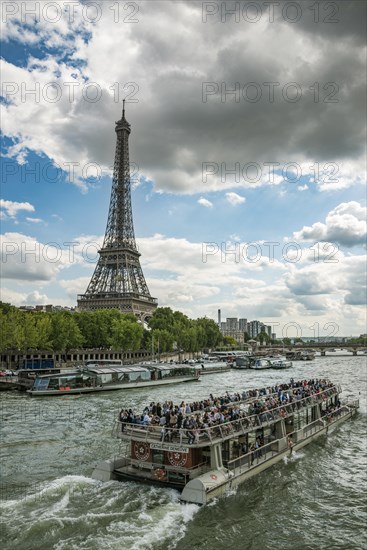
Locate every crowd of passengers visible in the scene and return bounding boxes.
[118,379,338,443]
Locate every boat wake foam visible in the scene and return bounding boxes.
[283,450,306,465]
[1,475,199,550]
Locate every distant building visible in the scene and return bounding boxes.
[248,320,262,337]
[216,312,276,342]
[226,318,239,331]
[18,304,76,313]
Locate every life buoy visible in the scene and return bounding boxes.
[154,468,166,481]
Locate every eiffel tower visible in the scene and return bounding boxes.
[77,102,158,320]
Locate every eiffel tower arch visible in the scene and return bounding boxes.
[77,102,158,321]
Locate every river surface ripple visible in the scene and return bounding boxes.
[1,356,366,550]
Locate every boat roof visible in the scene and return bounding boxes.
[33,363,194,378]
[86,366,149,374]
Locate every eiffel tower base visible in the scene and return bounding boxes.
[77,293,157,322]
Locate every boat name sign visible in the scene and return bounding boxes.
[150,443,189,454]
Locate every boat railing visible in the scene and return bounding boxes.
[113,384,340,446]
[343,398,360,409]
[302,418,326,437]
[227,439,279,474]
[227,404,348,474]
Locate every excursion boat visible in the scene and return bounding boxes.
[92,379,359,504]
[231,356,253,369]
[249,358,273,370]
[232,360,249,370]
[269,358,293,369]
[197,360,232,375]
[286,351,315,361]
[27,364,200,396]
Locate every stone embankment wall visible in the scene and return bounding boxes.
[0,349,198,369]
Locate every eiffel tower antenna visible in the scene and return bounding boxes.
[77,104,158,320]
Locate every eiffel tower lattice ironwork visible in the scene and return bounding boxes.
[77,102,158,319]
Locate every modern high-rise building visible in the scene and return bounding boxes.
[226,318,239,332]
[77,103,158,320]
[217,313,276,341]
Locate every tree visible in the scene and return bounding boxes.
[34,314,52,349]
[257,331,271,345]
[110,317,144,350]
[146,329,175,354]
[0,309,29,351]
[0,302,14,315]
[195,317,222,348]
[223,336,237,347]
[50,312,84,351]
[148,309,223,353]
[74,309,122,348]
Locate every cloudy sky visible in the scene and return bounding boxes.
[1,0,366,337]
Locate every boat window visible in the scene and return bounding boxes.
[174,367,194,376]
[34,378,49,390]
[159,368,172,378]
[81,374,95,387]
[48,378,61,390]
[99,374,113,383]
[128,370,151,382]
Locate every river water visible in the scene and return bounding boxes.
[1,356,366,550]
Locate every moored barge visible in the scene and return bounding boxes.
[27,364,200,396]
[92,379,359,504]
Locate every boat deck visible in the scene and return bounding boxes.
[114,385,343,450]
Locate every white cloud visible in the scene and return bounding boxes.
[0,199,35,218]
[293,201,367,247]
[0,232,84,282]
[59,277,94,300]
[225,192,246,206]
[229,234,241,242]
[26,217,43,223]
[197,197,213,208]
[26,290,50,304]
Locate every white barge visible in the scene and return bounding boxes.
[92,379,359,504]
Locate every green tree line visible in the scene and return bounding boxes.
[146,307,222,354]
[0,303,222,354]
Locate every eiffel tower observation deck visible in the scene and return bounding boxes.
[77,102,158,320]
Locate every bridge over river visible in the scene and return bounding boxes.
[259,344,366,356]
